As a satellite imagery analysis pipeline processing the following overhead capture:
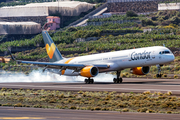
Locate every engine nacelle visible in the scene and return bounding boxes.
[131,66,150,75]
[80,66,99,77]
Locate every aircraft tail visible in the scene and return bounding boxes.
[42,31,63,62]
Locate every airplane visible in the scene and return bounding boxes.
[10,31,175,84]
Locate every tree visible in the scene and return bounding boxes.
[126,11,138,17]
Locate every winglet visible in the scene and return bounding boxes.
[8,47,16,61]
[7,47,21,64]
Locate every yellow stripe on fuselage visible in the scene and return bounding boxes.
[61,58,75,75]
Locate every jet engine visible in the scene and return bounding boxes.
[130,66,150,75]
[80,66,99,77]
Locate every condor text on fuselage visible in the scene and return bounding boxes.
[131,51,151,60]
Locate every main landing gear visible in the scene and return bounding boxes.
[113,71,123,84]
[84,78,94,84]
[156,64,163,78]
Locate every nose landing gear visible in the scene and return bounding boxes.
[84,78,94,84]
[156,64,163,78]
[113,71,123,84]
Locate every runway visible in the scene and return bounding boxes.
[1,78,180,94]
[0,106,180,120]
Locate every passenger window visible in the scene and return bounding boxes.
[159,52,162,54]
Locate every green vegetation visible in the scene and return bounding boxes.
[0,88,180,114]
[87,15,139,22]
[160,0,180,3]
[126,11,138,17]
[143,11,180,27]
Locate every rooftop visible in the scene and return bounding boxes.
[2,1,92,8]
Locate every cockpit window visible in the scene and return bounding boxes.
[159,50,170,54]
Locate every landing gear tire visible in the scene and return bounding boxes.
[113,78,117,84]
[85,79,88,84]
[119,78,122,83]
[113,71,123,84]
[113,78,123,84]
[156,74,162,78]
[156,64,163,78]
[84,78,94,84]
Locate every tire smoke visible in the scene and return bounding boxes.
[0,69,115,83]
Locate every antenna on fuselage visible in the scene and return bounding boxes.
[163,44,165,47]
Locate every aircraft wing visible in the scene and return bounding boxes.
[19,61,109,70]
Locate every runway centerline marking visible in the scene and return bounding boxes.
[1,84,180,92]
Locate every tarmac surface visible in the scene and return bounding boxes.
[1,78,180,119]
[1,78,180,94]
[0,106,180,120]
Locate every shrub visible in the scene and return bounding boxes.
[122,108,129,112]
[146,109,154,113]
[137,107,147,112]
[78,90,83,94]
[14,103,22,107]
[18,97,24,102]
[1,87,7,91]
[160,103,168,108]
[162,74,167,78]
[80,107,86,110]
[59,93,64,98]
[8,89,12,91]
[82,93,86,97]
[2,103,12,106]
[126,11,138,17]
[69,106,76,109]
[167,111,172,114]
[94,107,101,110]
[167,91,172,95]
[174,75,178,79]
[101,107,109,111]
[48,99,57,103]
[33,104,42,108]
[118,103,126,108]
[66,27,78,32]
[19,88,23,91]
[143,91,151,94]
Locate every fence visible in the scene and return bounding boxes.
[89,15,111,19]
[87,19,140,26]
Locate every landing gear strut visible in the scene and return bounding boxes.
[156,64,163,78]
[84,78,94,84]
[113,71,123,84]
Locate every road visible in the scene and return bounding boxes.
[0,106,180,120]
[1,78,180,94]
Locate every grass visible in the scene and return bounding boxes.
[0,88,180,114]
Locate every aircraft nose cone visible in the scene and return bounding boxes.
[170,54,175,61]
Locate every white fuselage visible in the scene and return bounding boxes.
[54,46,174,76]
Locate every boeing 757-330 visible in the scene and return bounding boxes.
[12,31,175,84]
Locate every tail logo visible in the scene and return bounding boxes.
[46,43,56,59]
